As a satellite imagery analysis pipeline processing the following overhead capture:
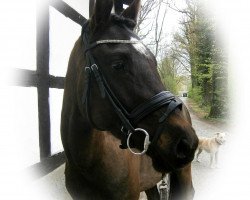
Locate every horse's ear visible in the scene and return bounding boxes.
[121,0,141,22]
[91,0,113,30]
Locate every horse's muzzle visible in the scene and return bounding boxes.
[174,136,198,167]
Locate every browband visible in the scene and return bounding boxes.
[85,39,141,53]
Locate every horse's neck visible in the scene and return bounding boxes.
[84,129,162,191]
[139,155,162,191]
[95,130,162,191]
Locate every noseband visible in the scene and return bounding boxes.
[81,22,182,155]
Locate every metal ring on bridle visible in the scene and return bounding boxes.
[127,128,151,155]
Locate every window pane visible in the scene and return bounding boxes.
[50,88,64,154]
[49,7,81,77]
[0,0,36,70]
[0,86,39,172]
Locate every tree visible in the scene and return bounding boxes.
[136,0,168,60]
[166,0,228,118]
[158,53,178,94]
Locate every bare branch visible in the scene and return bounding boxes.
[171,55,191,73]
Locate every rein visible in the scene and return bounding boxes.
[81,21,182,155]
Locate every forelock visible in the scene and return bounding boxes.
[110,14,136,29]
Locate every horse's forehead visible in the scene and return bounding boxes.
[130,36,150,57]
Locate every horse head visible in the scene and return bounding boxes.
[81,0,198,173]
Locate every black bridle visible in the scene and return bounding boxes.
[81,22,182,155]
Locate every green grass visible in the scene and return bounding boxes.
[186,98,210,119]
[187,97,228,124]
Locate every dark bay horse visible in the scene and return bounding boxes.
[61,0,198,199]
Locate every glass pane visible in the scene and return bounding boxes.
[0,0,36,70]
[49,7,81,77]
[0,86,39,172]
[50,88,64,154]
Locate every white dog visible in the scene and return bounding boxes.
[196,132,226,168]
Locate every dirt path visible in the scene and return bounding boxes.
[181,97,229,200]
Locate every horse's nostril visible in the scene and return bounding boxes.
[176,138,191,159]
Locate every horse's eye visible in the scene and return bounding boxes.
[112,62,125,70]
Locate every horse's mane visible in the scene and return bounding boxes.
[111,14,136,29]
